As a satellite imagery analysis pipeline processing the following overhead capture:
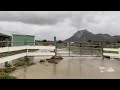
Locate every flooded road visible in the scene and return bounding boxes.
[10,57,120,79]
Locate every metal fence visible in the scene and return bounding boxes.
[56,42,104,57]
[1,40,120,58]
[56,42,120,57]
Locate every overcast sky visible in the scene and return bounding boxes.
[0,11,120,40]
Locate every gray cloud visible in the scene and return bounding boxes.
[0,11,120,40]
[0,11,71,25]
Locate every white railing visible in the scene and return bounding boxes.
[103,48,120,58]
[26,46,55,50]
[0,46,55,64]
[27,52,55,56]
[0,53,27,64]
[0,46,55,53]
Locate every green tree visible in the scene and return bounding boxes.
[43,40,47,42]
[88,40,92,42]
[58,40,63,43]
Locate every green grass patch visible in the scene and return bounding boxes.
[0,72,16,79]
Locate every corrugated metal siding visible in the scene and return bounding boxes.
[12,35,34,46]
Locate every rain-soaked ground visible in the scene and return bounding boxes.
[10,56,120,79]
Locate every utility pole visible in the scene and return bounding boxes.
[69,42,70,56]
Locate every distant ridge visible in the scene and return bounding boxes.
[64,29,120,42]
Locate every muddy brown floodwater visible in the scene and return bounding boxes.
[10,56,120,79]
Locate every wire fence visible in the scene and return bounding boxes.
[56,42,120,57]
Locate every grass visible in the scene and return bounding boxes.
[57,43,68,49]
[14,57,35,67]
[14,58,28,67]
[0,64,17,79]
[0,66,16,73]
[0,57,35,79]
[0,72,16,79]
[59,46,102,55]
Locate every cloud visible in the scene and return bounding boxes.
[71,11,120,36]
[0,11,120,40]
[0,18,76,40]
[0,11,71,25]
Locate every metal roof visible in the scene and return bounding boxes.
[0,30,35,37]
[12,34,35,37]
[0,32,12,37]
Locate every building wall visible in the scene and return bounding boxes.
[0,36,11,47]
[12,35,35,46]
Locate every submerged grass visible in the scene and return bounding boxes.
[0,57,35,79]
[0,72,16,79]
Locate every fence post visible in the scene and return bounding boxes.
[102,42,104,60]
[26,45,28,55]
[79,43,81,56]
[91,45,93,56]
[69,42,70,57]
[54,37,57,58]
[5,41,9,67]
[80,43,82,56]
[119,48,120,59]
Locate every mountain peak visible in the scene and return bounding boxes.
[77,29,89,33]
[64,29,117,42]
[73,29,93,37]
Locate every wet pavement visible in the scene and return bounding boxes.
[10,56,120,79]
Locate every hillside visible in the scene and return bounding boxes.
[64,29,119,42]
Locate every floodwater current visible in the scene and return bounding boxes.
[10,56,120,79]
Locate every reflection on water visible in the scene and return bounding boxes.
[79,59,82,76]
[10,57,120,79]
[53,64,57,75]
[67,59,71,75]
[101,59,105,67]
[23,66,27,79]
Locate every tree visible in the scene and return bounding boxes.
[43,40,47,42]
[116,40,120,43]
[88,40,92,42]
[57,40,63,43]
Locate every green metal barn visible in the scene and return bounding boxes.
[12,34,35,46]
[0,32,35,47]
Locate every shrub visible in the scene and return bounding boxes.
[0,66,16,73]
[40,59,46,63]
[14,58,27,67]
[46,56,63,64]
[57,40,63,43]
[0,72,16,79]
[14,57,35,67]
[50,56,63,60]
[43,40,47,42]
